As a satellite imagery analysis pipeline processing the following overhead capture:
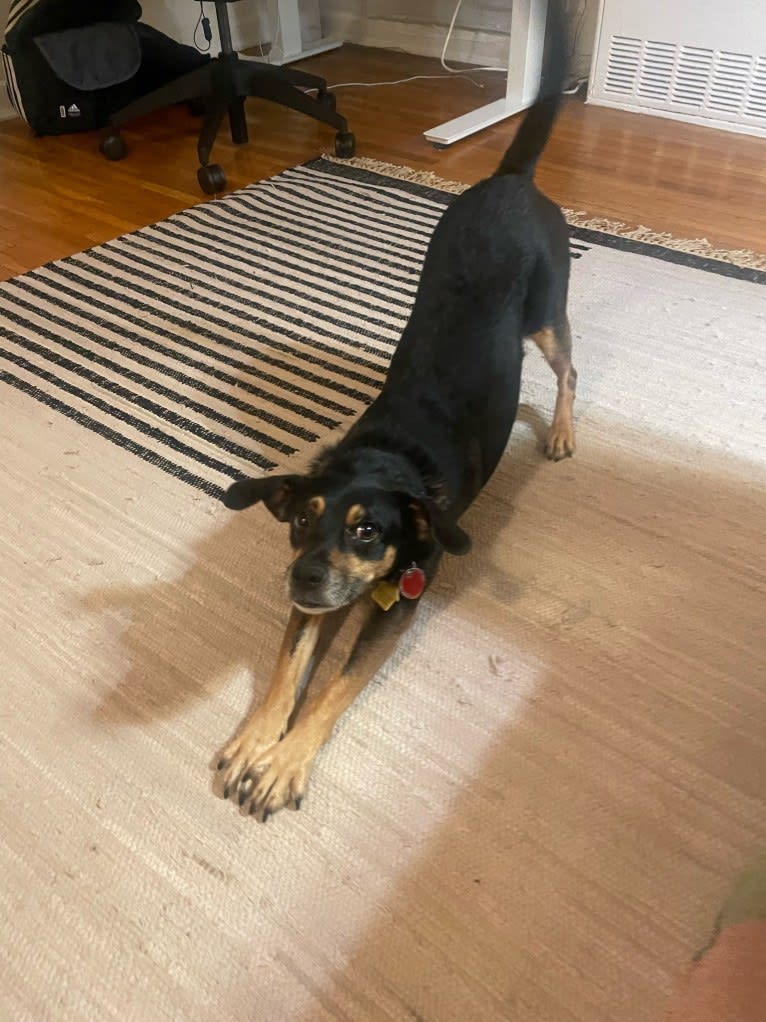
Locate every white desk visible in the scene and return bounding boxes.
[424,0,548,146]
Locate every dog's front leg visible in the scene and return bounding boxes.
[215,608,323,802]
[238,600,417,820]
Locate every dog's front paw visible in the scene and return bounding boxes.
[233,733,316,821]
[215,712,284,802]
[545,420,575,461]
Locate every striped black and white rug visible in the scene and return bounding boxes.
[3,156,764,503]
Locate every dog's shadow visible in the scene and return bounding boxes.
[436,403,553,611]
[84,509,291,727]
[87,404,551,728]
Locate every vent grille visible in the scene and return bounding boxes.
[708,50,753,113]
[603,34,766,126]
[637,40,675,102]
[672,46,713,107]
[745,56,766,118]
[604,35,641,94]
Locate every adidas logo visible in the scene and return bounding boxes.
[67,103,81,116]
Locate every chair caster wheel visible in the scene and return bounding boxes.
[198,163,226,195]
[100,132,126,161]
[334,131,355,158]
[317,89,336,112]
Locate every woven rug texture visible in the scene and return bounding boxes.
[0,158,764,1022]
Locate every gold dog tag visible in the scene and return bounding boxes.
[372,580,400,611]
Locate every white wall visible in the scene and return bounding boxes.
[321,0,598,80]
[140,0,266,52]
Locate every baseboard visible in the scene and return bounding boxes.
[324,13,508,69]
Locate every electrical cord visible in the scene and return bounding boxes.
[194,1,212,53]
[562,77,588,95]
[258,3,282,63]
[571,0,587,58]
[310,72,499,92]
[440,0,505,75]
[564,1,590,93]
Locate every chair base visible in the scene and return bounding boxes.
[101,51,355,193]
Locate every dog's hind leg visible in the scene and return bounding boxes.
[530,318,577,460]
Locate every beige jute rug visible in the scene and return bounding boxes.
[1,157,764,1022]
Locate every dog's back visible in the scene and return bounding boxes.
[364,0,572,498]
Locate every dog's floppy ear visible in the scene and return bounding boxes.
[222,474,303,521]
[407,498,471,556]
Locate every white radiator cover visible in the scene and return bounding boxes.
[587,0,766,137]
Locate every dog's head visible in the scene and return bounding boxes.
[223,472,470,613]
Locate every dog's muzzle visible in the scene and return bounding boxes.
[289,557,365,613]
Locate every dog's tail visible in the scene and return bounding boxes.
[494,0,569,178]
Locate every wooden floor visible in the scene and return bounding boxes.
[1,43,765,280]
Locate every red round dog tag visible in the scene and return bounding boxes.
[399,565,426,600]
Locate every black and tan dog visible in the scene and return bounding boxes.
[216,0,576,820]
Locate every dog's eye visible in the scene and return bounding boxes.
[352,522,380,543]
[294,512,310,530]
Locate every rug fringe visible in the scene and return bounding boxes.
[322,154,469,195]
[562,212,766,272]
[323,155,766,273]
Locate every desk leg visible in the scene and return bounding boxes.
[423,0,548,146]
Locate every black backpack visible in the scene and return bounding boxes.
[2,0,208,135]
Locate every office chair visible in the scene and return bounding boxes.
[99,0,355,194]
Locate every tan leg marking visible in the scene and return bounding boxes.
[237,602,415,819]
[215,609,323,801]
[530,319,577,460]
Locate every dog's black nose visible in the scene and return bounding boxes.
[292,560,327,590]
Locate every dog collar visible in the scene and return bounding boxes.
[372,563,426,611]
